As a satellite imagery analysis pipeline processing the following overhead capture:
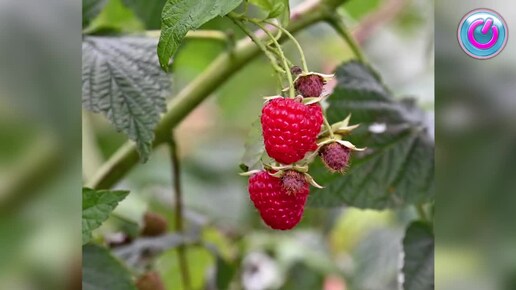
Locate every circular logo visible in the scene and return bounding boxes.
[458,9,508,59]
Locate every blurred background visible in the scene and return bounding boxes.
[435,1,516,290]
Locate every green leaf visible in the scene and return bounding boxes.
[282,262,324,290]
[122,0,168,29]
[249,0,290,25]
[83,0,107,28]
[307,61,434,209]
[84,0,144,34]
[402,222,434,290]
[157,0,243,70]
[158,247,215,290]
[82,188,130,245]
[82,36,171,161]
[83,244,137,290]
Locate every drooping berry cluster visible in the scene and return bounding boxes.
[244,67,364,230]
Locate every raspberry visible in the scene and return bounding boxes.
[261,98,323,164]
[136,272,165,290]
[281,170,307,194]
[319,142,351,173]
[248,171,309,230]
[294,74,325,98]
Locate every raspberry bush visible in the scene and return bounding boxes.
[81,0,434,290]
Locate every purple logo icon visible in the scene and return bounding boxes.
[458,9,508,59]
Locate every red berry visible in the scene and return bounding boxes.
[248,171,309,230]
[294,74,325,98]
[281,170,307,194]
[319,142,351,173]
[261,98,323,164]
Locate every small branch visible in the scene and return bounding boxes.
[322,116,335,139]
[265,20,309,73]
[326,14,366,63]
[145,30,229,42]
[229,17,286,74]
[168,135,191,290]
[249,19,295,98]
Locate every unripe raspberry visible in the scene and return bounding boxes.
[319,142,351,173]
[261,98,323,164]
[136,272,165,290]
[281,170,307,194]
[248,171,309,230]
[294,74,325,98]
[141,212,168,237]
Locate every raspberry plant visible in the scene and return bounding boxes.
[81,0,434,289]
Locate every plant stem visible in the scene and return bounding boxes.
[323,116,335,139]
[229,17,286,75]
[249,20,295,98]
[264,20,309,73]
[86,0,331,190]
[168,135,191,290]
[326,14,366,63]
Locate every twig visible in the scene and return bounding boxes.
[168,135,191,290]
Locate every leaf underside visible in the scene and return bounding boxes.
[82,36,171,161]
[307,61,434,209]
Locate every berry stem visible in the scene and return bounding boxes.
[323,116,335,139]
[249,19,296,98]
[230,17,286,75]
[168,135,192,290]
[264,20,309,73]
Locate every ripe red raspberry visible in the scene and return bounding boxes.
[319,142,351,173]
[261,98,323,164]
[248,171,309,230]
[281,170,307,194]
[294,74,325,98]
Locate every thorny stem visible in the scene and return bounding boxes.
[229,17,286,75]
[168,136,191,290]
[264,20,309,73]
[249,19,296,98]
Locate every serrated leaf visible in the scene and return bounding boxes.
[82,187,130,245]
[83,0,107,28]
[402,221,434,290]
[157,0,243,69]
[307,61,434,209]
[82,36,171,161]
[83,244,137,290]
[249,0,290,25]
